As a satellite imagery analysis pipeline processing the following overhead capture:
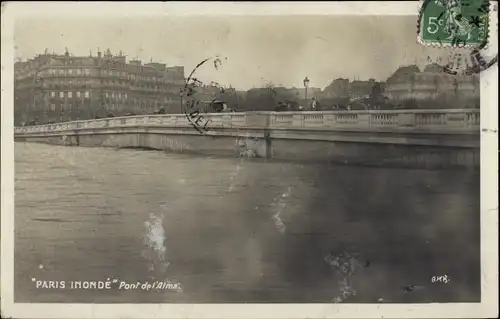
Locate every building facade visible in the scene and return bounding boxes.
[323,78,350,99]
[349,79,375,100]
[14,49,185,125]
[323,78,384,102]
[384,64,480,108]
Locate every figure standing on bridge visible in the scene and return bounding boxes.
[155,106,166,114]
[311,97,317,111]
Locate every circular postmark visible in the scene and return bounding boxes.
[179,57,266,158]
[418,0,498,75]
[180,56,231,134]
[441,43,497,75]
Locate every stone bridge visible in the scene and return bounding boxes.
[14,109,480,169]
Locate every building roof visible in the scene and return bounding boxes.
[386,65,421,83]
[423,63,445,73]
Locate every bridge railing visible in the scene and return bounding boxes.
[268,109,479,131]
[14,109,480,134]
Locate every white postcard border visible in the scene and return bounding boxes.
[1,2,498,318]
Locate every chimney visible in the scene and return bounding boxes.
[98,51,102,59]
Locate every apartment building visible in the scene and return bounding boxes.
[384,64,480,108]
[14,49,185,125]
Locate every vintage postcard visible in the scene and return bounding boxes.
[1,1,498,318]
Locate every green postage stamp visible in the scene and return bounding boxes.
[418,0,491,48]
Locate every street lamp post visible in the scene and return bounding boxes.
[303,77,310,110]
[32,76,36,122]
[32,69,42,123]
[60,96,65,123]
[77,99,81,121]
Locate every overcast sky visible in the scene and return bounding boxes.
[14,16,448,90]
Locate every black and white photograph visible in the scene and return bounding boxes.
[1,1,498,318]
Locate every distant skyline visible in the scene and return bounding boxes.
[15,16,451,90]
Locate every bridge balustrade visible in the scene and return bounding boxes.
[14,109,480,135]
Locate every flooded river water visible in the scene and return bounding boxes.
[14,142,480,303]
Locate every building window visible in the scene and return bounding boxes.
[105,92,109,98]
[84,91,90,98]
[51,91,56,98]
[76,69,81,75]
[76,91,81,98]
[68,69,73,75]
[111,92,115,98]
[68,91,73,98]
[50,104,56,112]
[59,92,64,98]
[124,93,128,99]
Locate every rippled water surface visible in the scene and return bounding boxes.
[14,142,480,303]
